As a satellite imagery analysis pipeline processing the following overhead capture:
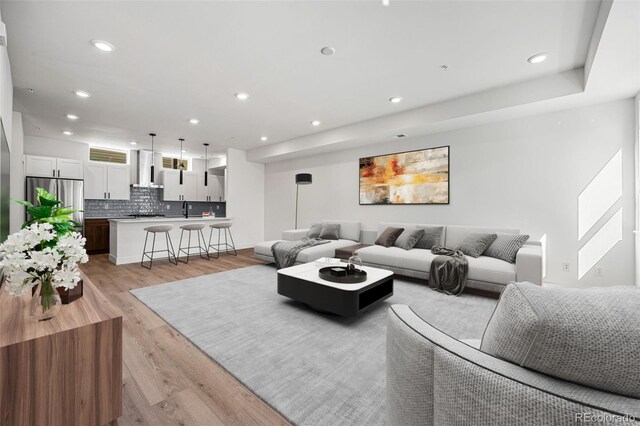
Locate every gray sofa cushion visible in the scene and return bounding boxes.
[481,282,640,398]
[394,229,424,250]
[318,223,340,240]
[484,233,529,263]
[322,220,361,242]
[457,233,497,258]
[376,227,404,248]
[414,226,444,250]
[306,223,322,239]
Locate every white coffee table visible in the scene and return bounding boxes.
[277,262,394,316]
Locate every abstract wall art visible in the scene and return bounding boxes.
[359,146,449,205]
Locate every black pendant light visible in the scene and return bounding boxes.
[203,143,209,186]
[179,138,185,185]
[149,133,156,183]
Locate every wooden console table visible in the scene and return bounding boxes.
[0,275,123,426]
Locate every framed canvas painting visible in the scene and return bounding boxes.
[359,146,449,205]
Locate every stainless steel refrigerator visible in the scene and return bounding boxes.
[25,177,84,232]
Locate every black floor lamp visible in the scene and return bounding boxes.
[295,173,312,229]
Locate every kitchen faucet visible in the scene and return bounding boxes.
[182,201,189,218]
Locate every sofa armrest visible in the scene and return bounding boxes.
[386,305,639,426]
[282,229,309,241]
[515,244,542,285]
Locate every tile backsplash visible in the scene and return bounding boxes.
[84,187,226,218]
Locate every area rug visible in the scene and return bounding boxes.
[131,264,498,425]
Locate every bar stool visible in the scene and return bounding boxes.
[208,222,237,258]
[177,224,210,263]
[140,225,177,269]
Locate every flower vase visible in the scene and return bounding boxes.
[29,279,61,321]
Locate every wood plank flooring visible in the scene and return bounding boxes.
[80,250,290,426]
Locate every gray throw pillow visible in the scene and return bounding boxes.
[481,282,640,398]
[414,226,444,250]
[375,227,404,248]
[394,229,425,250]
[456,232,497,258]
[318,223,340,240]
[484,233,530,263]
[306,223,322,239]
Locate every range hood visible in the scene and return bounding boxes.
[132,150,163,188]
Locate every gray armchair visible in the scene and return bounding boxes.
[386,304,640,425]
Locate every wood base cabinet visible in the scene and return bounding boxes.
[85,219,110,254]
[0,277,122,426]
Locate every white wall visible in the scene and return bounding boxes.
[23,135,90,160]
[265,99,636,288]
[10,111,23,232]
[0,10,12,149]
[226,148,264,249]
[635,94,639,286]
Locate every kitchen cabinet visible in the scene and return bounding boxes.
[195,173,223,202]
[160,170,197,201]
[84,218,110,254]
[84,162,130,200]
[196,173,225,202]
[25,155,83,179]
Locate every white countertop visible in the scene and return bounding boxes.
[109,216,231,224]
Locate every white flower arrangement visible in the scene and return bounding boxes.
[0,222,88,297]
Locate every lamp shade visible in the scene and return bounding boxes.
[295,173,312,185]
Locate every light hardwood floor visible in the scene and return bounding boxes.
[81,250,290,426]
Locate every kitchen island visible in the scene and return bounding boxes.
[109,216,232,265]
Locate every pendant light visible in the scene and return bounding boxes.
[179,138,185,185]
[203,143,209,186]
[149,133,156,183]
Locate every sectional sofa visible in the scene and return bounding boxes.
[254,219,543,293]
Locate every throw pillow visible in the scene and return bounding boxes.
[456,232,497,258]
[375,227,404,248]
[318,223,340,240]
[414,226,444,250]
[481,282,640,399]
[394,229,425,250]
[484,233,530,263]
[306,223,322,239]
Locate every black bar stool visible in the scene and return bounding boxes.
[178,223,210,263]
[208,222,237,259]
[140,225,177,269]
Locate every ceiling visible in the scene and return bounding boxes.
[3,0,603,158]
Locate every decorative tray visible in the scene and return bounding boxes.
[318,266,367,284]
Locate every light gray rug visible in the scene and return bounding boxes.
[131,264,498,425]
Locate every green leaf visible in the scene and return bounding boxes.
[13,199,34,208]
[27,206,52,219]
[36,188,61,207]
[52,208,77,217]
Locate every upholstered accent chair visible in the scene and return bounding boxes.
[386,283,640,425]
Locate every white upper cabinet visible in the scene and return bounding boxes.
[25,155,83,179]
[56,158,84,179]
[182,172,198,201]
[194,172,225,202]
[195,172,209,202]
[83,162,130,200]
[160,170,200,201]
[25,155,57,178]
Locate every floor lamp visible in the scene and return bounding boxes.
[295,173,312,229]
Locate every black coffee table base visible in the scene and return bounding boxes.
[277,274,394,316]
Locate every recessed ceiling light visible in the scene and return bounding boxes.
[389,97,402,104]
[189,118,199,124]
[74,90,90,98]
[527,53,548,64]
[181,149,187,153]
[260,136,268,142]
[62,130,74,135]
[66,114,79,120]
[91,40,115,52]
[382,0,390,6]
[311,120,321,127]
[394,134,407,138]
[235,92,249,100]
[320,46,335,56]
[130,141,137,145]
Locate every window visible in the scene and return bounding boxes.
[162,157,188,170]
[89,147,127,164]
